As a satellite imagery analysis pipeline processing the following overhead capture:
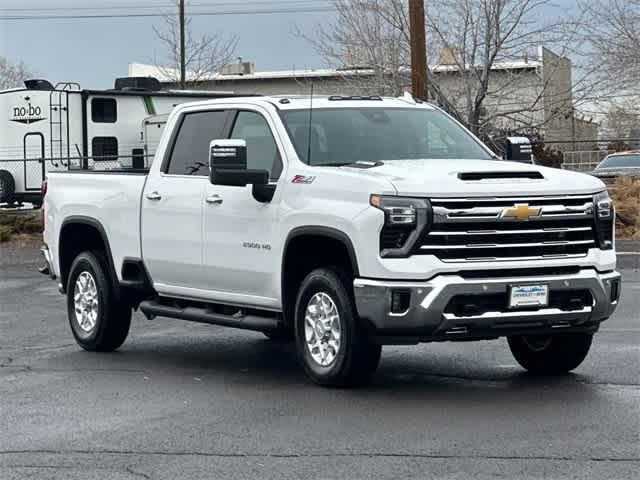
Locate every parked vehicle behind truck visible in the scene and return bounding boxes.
[0,77,236,206]
[41,95,621,387]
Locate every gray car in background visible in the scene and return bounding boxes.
[592,151,640,178]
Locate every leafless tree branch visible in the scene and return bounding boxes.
[0,57,33,90]
[153,0,237,87]
[301,0,591,138]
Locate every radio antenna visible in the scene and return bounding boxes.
[306,82,314,165]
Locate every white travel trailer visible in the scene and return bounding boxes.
[0,77,240,206]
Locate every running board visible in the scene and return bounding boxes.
[139,299,280,333]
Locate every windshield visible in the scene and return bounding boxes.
[598,155,640,169]
[281,107,493,165]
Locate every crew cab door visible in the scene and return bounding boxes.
[141,109,232,293]
[201,108,285,308]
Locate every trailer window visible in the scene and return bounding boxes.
[92,137,118,162]
[92,98,117,123]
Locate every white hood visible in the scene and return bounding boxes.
[342,159,606,197]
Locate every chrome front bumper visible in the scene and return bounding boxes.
[354,269,621,341]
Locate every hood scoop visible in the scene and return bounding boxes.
[458,171,544,181]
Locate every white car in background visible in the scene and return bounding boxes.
[592,151,640,178]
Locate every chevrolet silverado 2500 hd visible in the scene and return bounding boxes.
[41,95,621,387]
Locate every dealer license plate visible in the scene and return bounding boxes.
[509,284,549,309]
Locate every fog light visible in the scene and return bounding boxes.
[610,280,620,302]
[391,289,411,314]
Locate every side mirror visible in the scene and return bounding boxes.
[505,136,533,164]
[209,139,268,186]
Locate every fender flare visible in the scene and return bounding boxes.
[59,216,117,292]
[280,226,360,322]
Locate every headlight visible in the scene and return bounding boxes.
[370,195,431,257]
[593,191,614,250]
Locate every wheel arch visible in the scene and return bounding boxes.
[281,226,359,327]
[58,216,117,293]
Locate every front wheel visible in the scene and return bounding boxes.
[294,267,381,387]
[507,333,593,375]
[67,251,131,352]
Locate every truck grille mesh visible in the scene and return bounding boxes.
[418,195,596,262]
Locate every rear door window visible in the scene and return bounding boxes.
[166,110,230,176]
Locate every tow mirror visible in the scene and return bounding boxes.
[504,136,534,164]
[209,139,268,187]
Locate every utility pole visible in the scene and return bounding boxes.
[408,0,428,100]
[179,0,186,89]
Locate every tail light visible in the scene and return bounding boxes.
[40,179,47,232]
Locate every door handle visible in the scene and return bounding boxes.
[205,194,223,205]
[145,191,162,201]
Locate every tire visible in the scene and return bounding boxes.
[294,267,381,387]
[0,170,15,205]
[507,333,593,375]
[67,251,131,352]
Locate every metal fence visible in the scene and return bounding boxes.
[561,150,612,173]
[0,154,154,206]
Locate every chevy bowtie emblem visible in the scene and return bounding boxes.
[500,203,541,220]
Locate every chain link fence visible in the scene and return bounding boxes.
[561,150,612,172]
[0,154,154,207]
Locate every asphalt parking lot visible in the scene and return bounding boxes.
[1,244,639,480]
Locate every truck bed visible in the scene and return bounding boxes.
[44,171,148,281]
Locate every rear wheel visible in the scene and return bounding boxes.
[0,170,15,205]
[294,267,381,387]
[507,333,593,375]
[67,251,131,352]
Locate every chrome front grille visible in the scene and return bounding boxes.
[419,195,596,262]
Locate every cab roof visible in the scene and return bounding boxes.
[267,95,437,110]
[176,94,437,111]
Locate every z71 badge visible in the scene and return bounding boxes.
[292,175,315,184]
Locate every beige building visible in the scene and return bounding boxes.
[129,46,597,151]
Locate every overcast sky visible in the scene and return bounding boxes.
[1,0,576,90]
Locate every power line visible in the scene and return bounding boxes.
[0,6,335,21]
[0,0,332,13]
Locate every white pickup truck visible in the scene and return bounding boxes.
[41,95,621,387]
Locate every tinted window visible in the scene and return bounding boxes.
[598,155,640,169]
[230,111,282,180]
[281,107,492,165]
[92,137,118,161]
[167,110,228,176]
[91,98,117,123]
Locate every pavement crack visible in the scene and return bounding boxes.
[126,466,152,479]
[0,365,145,374]
[1,450,638,463]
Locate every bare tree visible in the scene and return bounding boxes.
[581,0,640,95]
[0,57,32,90]
[153,0,237,87]
[298,0,410,96]
[303,0,586,137]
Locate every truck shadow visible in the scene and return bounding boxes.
[78,328,599,401]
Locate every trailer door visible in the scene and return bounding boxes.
[23,132,45,190]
